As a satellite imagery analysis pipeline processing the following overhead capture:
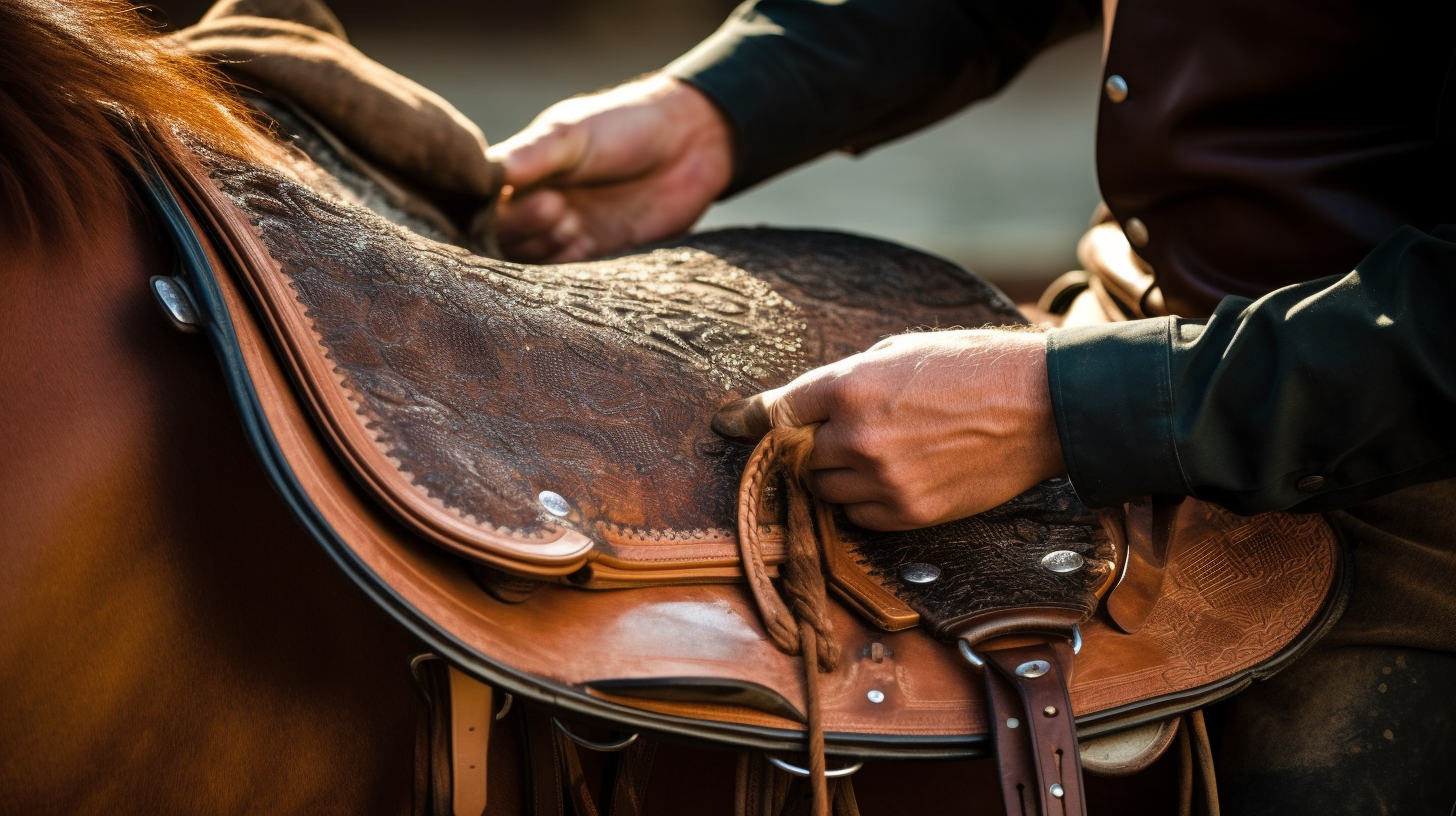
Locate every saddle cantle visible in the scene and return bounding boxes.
[137,122,1346,816]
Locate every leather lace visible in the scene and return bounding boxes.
[735,425,843,816]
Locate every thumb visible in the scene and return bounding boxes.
[486,122,586,190]
[711,368,837,442]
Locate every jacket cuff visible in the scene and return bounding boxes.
[1046,319,1191,507]
[665,23,823,197]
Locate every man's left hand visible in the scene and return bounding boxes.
[713,329,1066,530]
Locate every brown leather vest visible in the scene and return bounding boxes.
[1097,0,1456,318]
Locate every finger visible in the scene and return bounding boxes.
[501,232,568,264]
[711,392,772,442]
[549,210,583,247]
[711,367,837,442]
[804,466,880,506]
[841,501,918,532]
[487,123,586,190]
[803,417,871,471]
[496,188,567,244]
[543,233,597,264]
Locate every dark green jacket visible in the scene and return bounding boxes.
[668,0,1456,514]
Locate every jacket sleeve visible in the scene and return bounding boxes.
[1046,224,1456,514]
[664,0,1098,195]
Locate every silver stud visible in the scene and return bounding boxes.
[899,563,941,584]
[1015,660,1051,678]
[1104,74,1128,103]
[1040,550,1085,574]
[538,490,571,517]
[1043,706,1058,717]
[1050,783,1065,798]
[1006,718,1020,730]
[866,689,885,704]
[149,276,200,332]
[1125,217,1150,247]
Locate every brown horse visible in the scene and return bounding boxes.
[0,4,426,813]
[0,2,1186,813]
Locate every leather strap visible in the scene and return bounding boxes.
[413,658,453,816]
[1106,495,1185,634]
[605,738,658,816]
[447,666,494,816]
[980,642,1087,816]
[734,754,861,816]
[524,711,566,816]
[555,725,601,816]
[1176,711,1220,816]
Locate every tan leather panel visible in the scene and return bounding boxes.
[448,666,493,816]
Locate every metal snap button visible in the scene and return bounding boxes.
[1105,74,1129,103]
[1015,660,1051,678]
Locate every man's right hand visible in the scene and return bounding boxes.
[487,74,734,263]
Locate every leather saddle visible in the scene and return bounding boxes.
[134,110,1346,816]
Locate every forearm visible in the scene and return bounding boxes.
[665,0,1097,194]
[1048,224,1456,514]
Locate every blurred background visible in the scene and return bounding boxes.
[156,0,1103,300]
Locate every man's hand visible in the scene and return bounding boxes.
[714,330,1067,530]
[487,74,733,263]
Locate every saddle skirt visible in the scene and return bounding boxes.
[139,121,1345,792]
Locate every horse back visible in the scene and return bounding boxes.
[0,174,421,815]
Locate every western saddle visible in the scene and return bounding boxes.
[133,98,1344,816]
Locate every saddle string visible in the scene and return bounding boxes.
[736,424,844,816]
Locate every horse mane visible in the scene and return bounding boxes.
[0,0,267,248]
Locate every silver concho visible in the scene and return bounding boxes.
[899,563,942,584]
[1039,550,1086,574]
[537,490,572,517]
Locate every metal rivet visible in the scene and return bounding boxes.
[866,689,885,704]
[1297,475,1325,492]
[1125,217,1150,247]
[1043,706,1058,717]
[1015,660,1051,678]
[149,275,200,332]
[1006,718,1020,729]
[1040,550,1085,574]
[538,490,571,517]
[1104,74,1128,103]
[899,563,941,584]
[1050,783,1065,799]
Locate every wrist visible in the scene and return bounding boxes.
[651,75,734,200]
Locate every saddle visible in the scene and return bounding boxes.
[134,112,1345,816]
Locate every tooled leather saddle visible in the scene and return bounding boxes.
[135,108,1345,816]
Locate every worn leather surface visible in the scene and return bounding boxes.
[198,143,1022,579]
[847,478,1114,639]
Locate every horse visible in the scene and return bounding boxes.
[0,2,1200,813]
